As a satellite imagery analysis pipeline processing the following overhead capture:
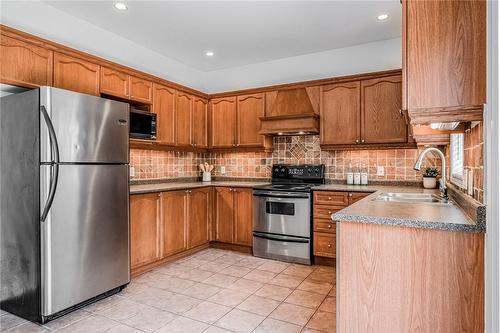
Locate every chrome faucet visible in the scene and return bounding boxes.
[414,147,448,199]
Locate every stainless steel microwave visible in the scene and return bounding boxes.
[129,108,157,140]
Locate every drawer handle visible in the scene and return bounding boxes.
[328,197,332,200]
[328,224,332,228]
[327,244,332,248]
[328,211,332,214]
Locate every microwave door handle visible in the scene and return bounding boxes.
[40,106,60,222]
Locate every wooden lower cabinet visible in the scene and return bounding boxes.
[314,233,336,258]
[348,192,371,205]
[187,187,211,248]
[161,190,187,257]
[130,188,211,273]
[130,193,161,270]
[214,187,253,246]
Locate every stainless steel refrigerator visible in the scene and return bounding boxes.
[0,87,130,323]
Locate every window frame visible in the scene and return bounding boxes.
[450,133,465,188]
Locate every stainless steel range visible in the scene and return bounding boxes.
[252,164,325,265]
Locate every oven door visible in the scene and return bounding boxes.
[253,232,311,265]
[253,190,311,238]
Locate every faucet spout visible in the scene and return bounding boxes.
[414,147,448,199]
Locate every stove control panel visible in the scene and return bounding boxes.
[272,164,325,180]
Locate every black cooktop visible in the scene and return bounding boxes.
[253,164,325,192]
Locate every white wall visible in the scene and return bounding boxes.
[202,38,402,93]
[0,1,401,94]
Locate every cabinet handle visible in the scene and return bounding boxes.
[349,193,353,197]
[355,139,359,143]
[327,244,332,248]
[328,224,332,228]
[328,211,332,214]
[361,139,365,143]
[328,197,332,200]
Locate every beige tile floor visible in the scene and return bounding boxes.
[0,249,335,333]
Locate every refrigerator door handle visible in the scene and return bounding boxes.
[40,106,60,222]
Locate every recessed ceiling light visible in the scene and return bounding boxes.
[205,51,214,57]
[114,2,128,11]
[377,13,389,21]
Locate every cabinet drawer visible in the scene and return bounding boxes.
[314,205,345,220]
[314,191,349,206]
[314,219,336,234]
[314,232,336,258]
[348,192,371,205]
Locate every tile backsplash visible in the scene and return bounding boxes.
[131,135,441,182]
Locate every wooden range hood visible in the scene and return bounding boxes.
[259,87,320,135]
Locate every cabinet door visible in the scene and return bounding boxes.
[320,81,360,145]
[161,190,187,257]
[236,93,265,147]
[406,0,486,111]
[100,67,129,99]
[129,76,153,104]
[53,52,99,96]
[234,188,253,246]
[214,187,234,243]
[130,193,161,269]
[192,97,208,148]
[176,92,193,146]
[210,97,236,148]
[348,192,371,205]
[0,35,53,88]
[361,76,407,144]
[187,188,210,248]
[154,84,176,145]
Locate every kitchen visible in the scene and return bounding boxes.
[0,1,499,333]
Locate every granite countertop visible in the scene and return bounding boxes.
[130,181,270,194]
[317,185,485,233]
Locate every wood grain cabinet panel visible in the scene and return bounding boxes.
[348,192,371,205]
[234,188,253,246]
[130,193,161,270]
[314,232,336,258]
[320,82,360,146]
[314,220,336,234]
[0,35,53,87]
[313,205,345,220]
[210,97,237,148]
[187,188,210,248]
[53,52,99,96]
[361,76,406,144]
[314,191,349,206]
[130,76,153,104]
[236,93,265,147]
[405,0,486,122]
[100,67,129,99]
[153,84,176,145]
[192,98,208,148]
[175,92,193,146]
[161,190,187,257]
[214,187,235,243]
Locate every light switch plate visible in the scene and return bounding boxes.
[377,166,385,176]
[220,166,226,174]
[130,166,135,177]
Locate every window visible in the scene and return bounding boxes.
[450,133,464,185]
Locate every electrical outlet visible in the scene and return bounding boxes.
[130,166,135,177]
[377,166,385,176]
[220,166,226,175]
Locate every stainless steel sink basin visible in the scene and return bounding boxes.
[374,192,452,204]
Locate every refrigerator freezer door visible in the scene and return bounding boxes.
[40,87,129,164]
[40,164,129,316]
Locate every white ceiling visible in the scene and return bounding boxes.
[43,1,402,72]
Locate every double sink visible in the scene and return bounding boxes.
[374,192,453,205]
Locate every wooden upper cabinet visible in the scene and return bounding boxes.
[0,35,53,88]
[161,190,187,257]
[236,93,265,147]
[214,187,234,243]
[53,52,99,96]
[210,97,237,148]
[320,81,360,146]
[130,76,153,104]
[192,97,208,148]
[130,193,161,270]
[361,76,407,144]
[175,92,193,146]
[153,84,176,145]
[187,188,210,248]
[404,0,486,122]
[233,188,253,246]
[100,67,129,99]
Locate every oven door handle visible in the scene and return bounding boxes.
[253,232,310,243]
[253,193,310,199]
